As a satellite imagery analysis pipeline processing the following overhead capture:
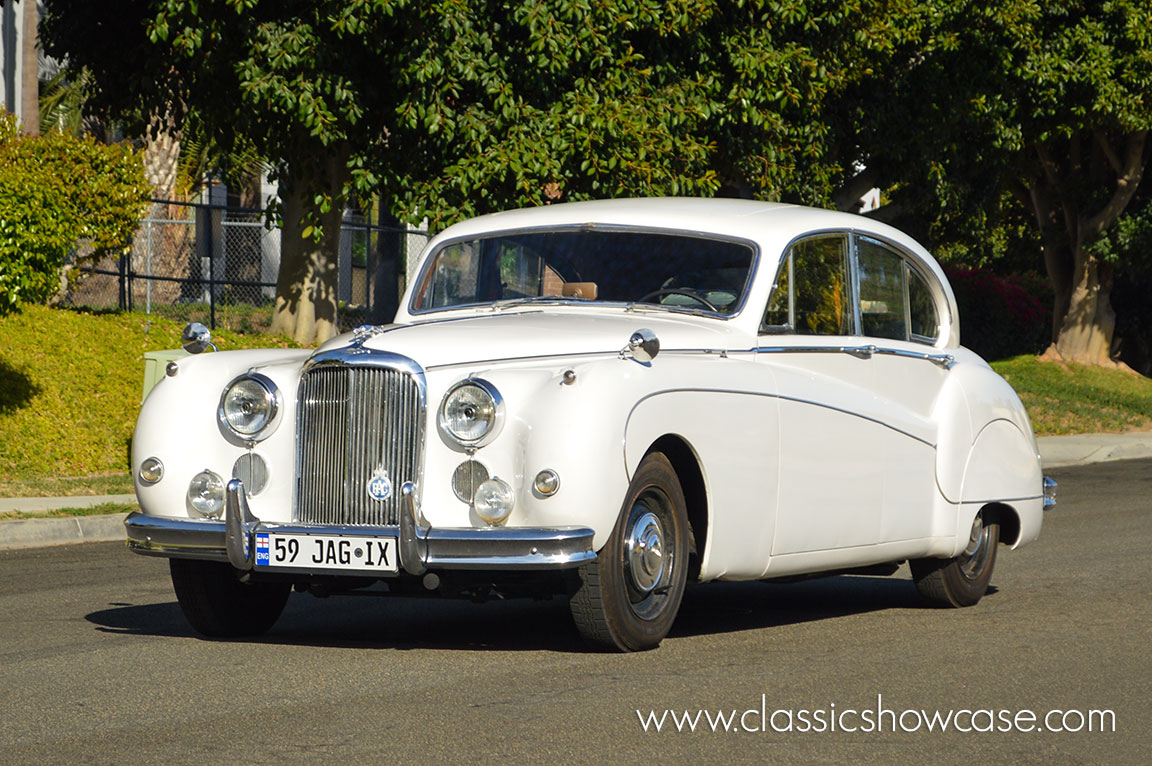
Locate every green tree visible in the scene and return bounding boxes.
[44,1,907,344]
[0,113,150,315]
[845,0,1152,366]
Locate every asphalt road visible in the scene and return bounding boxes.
[1,459,1148,764]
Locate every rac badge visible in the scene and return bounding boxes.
[367,471,393,502]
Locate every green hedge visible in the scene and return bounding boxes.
[0,113,150,315]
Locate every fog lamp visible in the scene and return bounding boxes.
[188,470,226,517]
[474,477,515,525]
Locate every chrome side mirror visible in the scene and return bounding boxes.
[624,328,660,363]
[181,322,217,354]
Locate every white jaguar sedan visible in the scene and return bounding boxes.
[127,198,1052,651]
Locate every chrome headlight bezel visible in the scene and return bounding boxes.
[217,372,282,443]
[437,378,505,448]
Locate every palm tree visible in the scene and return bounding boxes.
[19,0,39,134]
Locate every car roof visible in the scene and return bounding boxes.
[433,197,925,256]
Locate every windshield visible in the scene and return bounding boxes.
[410,229,756,316]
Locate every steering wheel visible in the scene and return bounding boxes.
[636,288,721,312]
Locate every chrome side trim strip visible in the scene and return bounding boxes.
[755,344,955,369]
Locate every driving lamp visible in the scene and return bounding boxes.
[187,470,225,517]
[474,477,515,525]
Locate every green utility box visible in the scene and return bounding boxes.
[141,349,189,403]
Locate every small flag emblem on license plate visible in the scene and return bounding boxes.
[255,533,270,565]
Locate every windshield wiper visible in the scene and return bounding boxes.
[491,295,595,310]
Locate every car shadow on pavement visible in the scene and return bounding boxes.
[86,570,981,651]
[669,574,980,639]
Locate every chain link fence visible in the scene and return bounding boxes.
[62,200,431,334]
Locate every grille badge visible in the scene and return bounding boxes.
[368,470,393,502]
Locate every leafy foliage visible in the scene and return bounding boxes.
[42,1,914,342]
[847,0,1152,363]
[946,267,1049,361]
[0,113,150,315]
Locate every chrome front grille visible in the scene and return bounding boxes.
[295,363,423,526]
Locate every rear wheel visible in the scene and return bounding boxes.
[911,511,1000,607]
[170,558,290,637]
[570,453,689,651]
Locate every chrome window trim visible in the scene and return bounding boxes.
[407,223,761,320]
[760,229,951,348]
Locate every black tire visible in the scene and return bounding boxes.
[169,558,291,637]
[911,511,1000,607]
[570,453,689,651]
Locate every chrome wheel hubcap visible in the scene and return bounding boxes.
[625,510,666,593]
[959,513,991,579]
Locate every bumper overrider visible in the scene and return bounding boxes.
[126,479,597,575]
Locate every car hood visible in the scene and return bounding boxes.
[314,310,750,370]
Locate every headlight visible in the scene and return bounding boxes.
[438,379,504,447]
[218,373,281,441]
[187,470,225,517]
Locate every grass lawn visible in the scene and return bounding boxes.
[0,305,299,497]
[992,355,1152,436]
[0,501,138,521]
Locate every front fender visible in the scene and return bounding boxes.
[132,349,312,524]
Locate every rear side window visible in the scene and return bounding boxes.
[763,233,942,345]
[908,268,939,343]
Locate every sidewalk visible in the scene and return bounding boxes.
[3,432,1151,551]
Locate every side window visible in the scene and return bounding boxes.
[858,236,941,345]
[908,268,939,343]
[857,237,907,341]
[763,235,852,335]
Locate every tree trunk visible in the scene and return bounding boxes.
[1048,245,1118,366]
[20,0,39,135]
[269,151,349,345]
[1028,131,1145,368]
[143,120,181,201]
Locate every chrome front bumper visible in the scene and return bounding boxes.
[125,480,597,575]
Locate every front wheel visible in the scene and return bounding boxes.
[910,511,1000,607]
[569,453,690,651]
[170,558,291,637]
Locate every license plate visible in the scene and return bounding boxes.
[254,532,398,573]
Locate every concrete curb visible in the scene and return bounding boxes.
[0,513,129,551]
[1037,430,1152,469]
[0,494,137,513]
